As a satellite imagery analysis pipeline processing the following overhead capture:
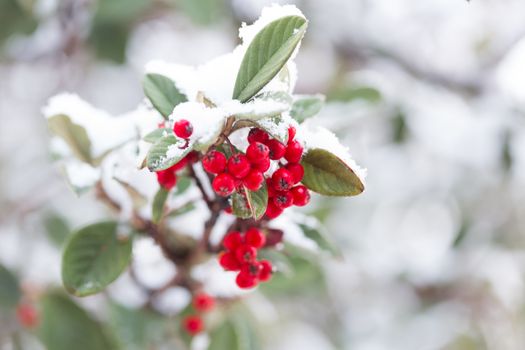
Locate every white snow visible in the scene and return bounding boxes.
[63,160,100,191]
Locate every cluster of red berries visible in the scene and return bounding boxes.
[218,228,273,289]
[182,292,215,336]
[202,126,310,219]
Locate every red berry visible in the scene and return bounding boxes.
[245,228,266,248]
[266,139,286,160]
[252,158,270,172]
[202,150,227,174]
[273,191,294,209]
[224,206,233,214]
[288,127,296,142]
[183,315,203,335]
[240,261,263,278]
[223,231,243,251]
[158,121,166,128]
[284,140,303,163]
[266,178,276,197]
[247,128,270,144]
[212,173,235,197]
[271,168,294,191]
[173,119,193,139]
[236,271,258,289]
[243,170,264,191]
[234,244,257,263]
[258,260,273,282]
[16,303,38,329]
[246,142,270,164]
[227,154,251,179]
[185,150,200,164]
[265,201,283,219]
[285,163,304,184]
[291,185,310,206]
[193,293,215,312]
[219,252,241,270]
[156,169,177,189]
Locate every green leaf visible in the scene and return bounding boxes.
[48,114,92,163]
[209,315,260,350]
[146,135,193,171]
[174,176,192,195]
[299,223,341,257]
[109,303,164,350]
[290,94,325,122]
[233,16,308,102]
[0,264,20,310]
[62,221,133,297]
[152,188,169,224]
[232,184,268,220]
[44,213,71,247]
[143,73,187,119]
[38,292,117,350]
[244,183,268,220]
[301,148,364,196]
[143,128,170,143]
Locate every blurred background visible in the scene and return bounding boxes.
[1,0,525,349]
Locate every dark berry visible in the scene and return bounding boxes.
[219,252,241,271]
[243,170,264,191]
[284,140,303,163]
[266,139,286,160]
[202,150,227,174]
[157,169,177,190]
[236,271,258,289]
[245,228,266,248]
[252,157,270,172]
[247,128,270,144]
[183,315,203,335]
[227,154,251,179]
[285,163,304,184]
[291,185,310,206]
[258,260,273,282]
[193,293,215,312]
[266,178,276,197]
[273,191,294,209]
[212,173,235,197]
[223,231,243,251]
[234,244,257,263]
[173,119,193,139]
[265,229,284,247]
[265,201,283,219]
[271,168,294,191]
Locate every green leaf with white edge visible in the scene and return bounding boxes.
[62,221,133,297]
[255,115,291,144]
[48,114,92,163]
[301,148,364,196]
[38,292,118,350]
[152,187,169,224]
[290,94,325,122]
[299,223,341,257]
[233,16,308,102]
[0,264,20,310]
[143,73,187,119]
[146,134,193,171]
[143,128,170,143]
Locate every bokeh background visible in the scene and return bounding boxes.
[2,0,525,349]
